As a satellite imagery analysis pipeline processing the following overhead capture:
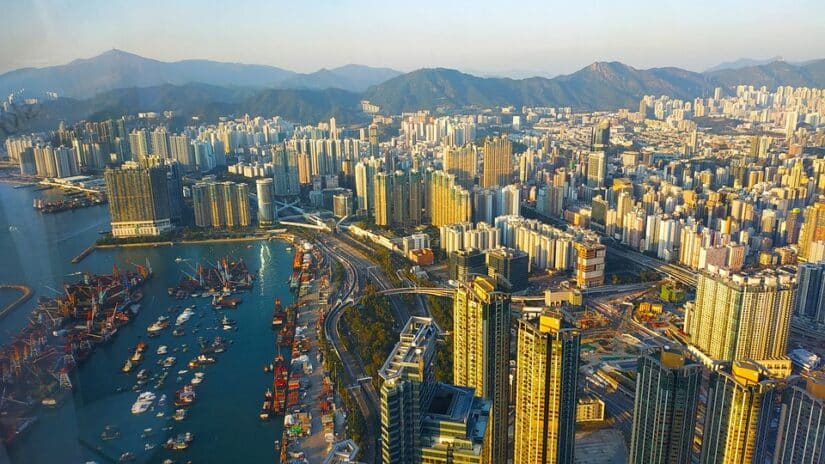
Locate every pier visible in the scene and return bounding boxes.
[0,284,33,319]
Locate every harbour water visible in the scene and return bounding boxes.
[0,183,293,463]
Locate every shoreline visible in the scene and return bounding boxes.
[78,234,295,262]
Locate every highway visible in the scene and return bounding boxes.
[606,245,698,288]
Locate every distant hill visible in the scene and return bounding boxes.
[280,65,402,92]
[705,57,784,72]
[0,83,365,135]
[705,60,825,89]
[0,50,401,98]
[3,52,825,134]
[363,62,710,113]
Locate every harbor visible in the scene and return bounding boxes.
[271,243,343,464]
[0,182,300,463]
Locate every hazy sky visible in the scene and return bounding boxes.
[2,0,824,76]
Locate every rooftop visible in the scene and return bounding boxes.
[378,316,437,382]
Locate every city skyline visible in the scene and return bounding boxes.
[3,0,825,76]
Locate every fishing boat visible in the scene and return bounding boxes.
[174,386,196,407]
[156,345,168,355]
[173,409,186,421]
[136,369,150,381]
[161,357,176,368]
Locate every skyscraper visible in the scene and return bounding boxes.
[514,313,580,464]
[773,374,825,464]
[369,124,380,159]
[374,172,391,227]
[379,317,489,464]
[256,178,275,227]
[104,162,172,237]
[191,181,250,228]
[453,275,510,464]
[796,261,825,323]
[700,361,777,464]
[573,241,606,288]
[686,269,795,364]
[392,170,410,227]
[486,247,529,292]
[379,317,438,464]
[629,349,701,464]
[481,136,513,188]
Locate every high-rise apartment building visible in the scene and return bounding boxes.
[686,269,795,364]
[591,120,611,151]
[799,202,825,261]
[272,145,300,196]
[773,374,825,464]
[443,143,477,189]
[700,361,777,464]
[629,349,701,464]
[104,163,172,237]
[374,172,391,227]
[427,170,472,227]
[453,275,510,464]
[392,170,410,227]
[514,313,580,464]
[481,136,513,188]
[796,261,825,323]
[191,181,250,228]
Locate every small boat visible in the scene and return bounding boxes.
[172,328,185,337]
[136,369,150,381]
[100,425,120,441]
[156,346,168,355]
[260,401,271,420]
[173,409,186,421]
[122,359,133,373]
[162,357,176,368]
[190,376,202,385]
[41,397,58,408]
[175,307,195,326]
[174,257,184,263]
[147,316,170,333]
[177,369,189,375]
[119,452,135,462]
[158,394,167,406]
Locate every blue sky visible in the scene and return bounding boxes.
[2,0,824,76]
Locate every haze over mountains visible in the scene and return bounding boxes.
[2,50,825,129]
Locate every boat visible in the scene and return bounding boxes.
[172,328,185,336]
[260,401,271,420]
[220,315,236,330]
[100,425,120,441]
[122,359,133,373]
[174,257,185,263]
[175,307,195,326]
[162,357,176,368]
[129,304,141,315]
[136,369,150,381]
[190,376,202,385]
[173,409,186,421]
[136,340,147,353]
[156,345,168,355]
[165,432,194,450]
[147,316,170,333]
[41,397,58,408]
[119,452,135,462]
[131,391,156,414]
[174,385,196,407]
[158,394,167,406]
[210,337,227,353]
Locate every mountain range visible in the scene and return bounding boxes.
[2,51,825,132]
